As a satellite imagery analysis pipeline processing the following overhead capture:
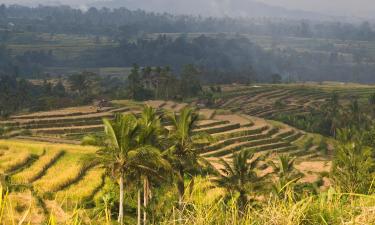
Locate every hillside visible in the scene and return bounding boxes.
[0,99,332,223]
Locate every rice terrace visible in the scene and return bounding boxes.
[2,1,375,224]
[0,82,373,224]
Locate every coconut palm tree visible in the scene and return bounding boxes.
[213,149,265,212]
[268,155,301,199]
[332,128,374,194]
[137,106,170,225]
[167,107,211,210]
[89,113,166,225]
[325,92,342,137]
[128,155,169,225]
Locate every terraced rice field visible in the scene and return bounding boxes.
[0,99,329,164]
[0,99,333,223]
[214,83,375,120]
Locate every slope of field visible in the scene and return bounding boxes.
[0,99,332,223]
[214,83,375,120]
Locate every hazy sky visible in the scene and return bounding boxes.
[2,0,375,17]
[259,0,375,16]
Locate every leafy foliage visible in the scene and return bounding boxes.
[213,149,265,210]
[331,129,375,194]
[269,155,302,199]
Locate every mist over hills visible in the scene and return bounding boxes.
[1,0,356,21]
[90,0,332,21]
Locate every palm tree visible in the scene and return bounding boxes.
[137,106,170,225]
[128,154,169,225]
[89,113,166,225]
[167,107,211,210]
[268,155,301,199]
[213,149,265,212]
[325,92,342,137]
[332,128,374,194]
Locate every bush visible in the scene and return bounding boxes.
[303,137,314,151]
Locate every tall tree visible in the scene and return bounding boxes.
[325,92,342,137]
[180,64,202,98]
[127,64,142,100]
[137,106,170,225]
[168,107,211,210]
[88,114,166,224]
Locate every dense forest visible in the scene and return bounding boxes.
[0,64,207,116]
[2,4,375,116]
[1,5,375,41]
[1,5,375,82]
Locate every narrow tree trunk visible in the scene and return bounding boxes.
[137,189,141,225]
[118,175,124,225]
[143,177,149,225]
[178,167,185,211]
[177,170,184,224]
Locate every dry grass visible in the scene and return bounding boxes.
[5,191,45,225]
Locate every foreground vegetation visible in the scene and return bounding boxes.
[0,178,374,224]
[0,101,373,224]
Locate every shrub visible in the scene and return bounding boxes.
[318,138,329,155]
[303,137,314,151]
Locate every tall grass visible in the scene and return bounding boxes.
[159,178,375,225]
[0,176,374,224]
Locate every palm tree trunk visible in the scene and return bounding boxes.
[239,191,247,213]
[177,168,185,224]
[143,177,149,225]
[178,167,185,210]
[138,189,141,225]
[118,175,124,225]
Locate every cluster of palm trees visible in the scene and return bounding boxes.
[85,106,215,224]
[278,92,371,137]
[86,106,302,224]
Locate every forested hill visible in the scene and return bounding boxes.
[1,5,375,40]
[2,5,375,83]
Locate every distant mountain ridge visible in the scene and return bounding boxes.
[2,0,359,22]
[89,0,336,21]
